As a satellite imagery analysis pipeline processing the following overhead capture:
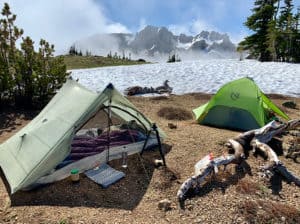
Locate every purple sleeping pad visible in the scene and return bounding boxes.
[67,129,144,161]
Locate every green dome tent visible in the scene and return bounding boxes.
[193,77,289,131]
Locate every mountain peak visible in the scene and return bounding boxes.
[73,25,237,59]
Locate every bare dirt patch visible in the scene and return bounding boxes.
[157,107,192,120]
[0,93,299,223]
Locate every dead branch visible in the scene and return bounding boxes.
[252,139,300,187]
[177,119,300,209]
[251,139,280,170]
[177,154,236,209]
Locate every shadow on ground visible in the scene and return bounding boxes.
[9,144,173,210]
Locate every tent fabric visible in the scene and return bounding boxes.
[193,77,289,131]
[0,79,165,194]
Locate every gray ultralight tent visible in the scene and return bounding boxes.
[0,79,166,194]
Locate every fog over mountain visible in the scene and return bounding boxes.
[73,25,238,61]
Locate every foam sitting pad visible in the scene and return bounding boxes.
[85,164,125,188]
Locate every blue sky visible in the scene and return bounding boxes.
[100,0,253,38]
[2,0,300,53]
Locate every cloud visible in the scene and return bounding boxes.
[2,0,257,55]
[190,19,217,34]
[229,30,249,45]
[138,18,147,31]
[169,19,217,36]
[169,18,248,45]
[3,0,130,54]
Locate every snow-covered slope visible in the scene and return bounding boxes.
[71,59,300,97]
[188,31,236,52]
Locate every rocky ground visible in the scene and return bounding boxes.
[0,93,299,224]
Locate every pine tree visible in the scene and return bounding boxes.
[0,3,23,105]
[0,3,68,108]
[239,0,279,61]
[291,7,300,62]
[19,36,35,107]
[266,20,278,61]
[69,44,77,55]
[122,50,125,60]
[277,0,295,61]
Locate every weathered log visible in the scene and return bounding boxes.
[177,154,236,209]
[155,80,173,94]
[124,80,173,96]
[234,119,299,146]
[253,139,300,187]
[251,139,280,170]
[272,164,300,187]
[177,119,300,209]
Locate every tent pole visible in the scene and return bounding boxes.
[140,124,166,166]
[152,123,166,166]
[140,130,152,156]
[106,98,112,163]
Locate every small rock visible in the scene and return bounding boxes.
[282,142,290,152]
[168,123,177,129]
[186,204,194,211]
[158,199,172,211]
[281,216,286,222]
[282,101,297,109]
[293,193,299,198]
[193,218,202,223]
[235,217,243,223]
[154,159,164,167]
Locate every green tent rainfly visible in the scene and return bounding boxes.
[0,79,166,194]
[193,77,289,131]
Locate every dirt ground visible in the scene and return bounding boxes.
[0,93,299,224]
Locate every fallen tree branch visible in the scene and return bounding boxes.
[252,139,300,187]
[251,139,280,170]
[177,119,300,209]
[177,154,237,209]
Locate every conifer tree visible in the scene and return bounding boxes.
[239,0,279,61]
[0,3,23,104]
[291,7,300,62]
[277,0,294,61]
[0,3,68,108]
[69,44,77,55]
[19,36,35,106]
[240,0,300,63]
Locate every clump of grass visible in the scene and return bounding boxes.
[63,55,148,70]
[157,107,192,120]
[59,220,68,224]
[238,200,300,223]
[235,179,260,195]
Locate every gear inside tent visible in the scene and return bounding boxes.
[0,78,166,194]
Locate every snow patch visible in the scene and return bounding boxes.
[71,59,300,97]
